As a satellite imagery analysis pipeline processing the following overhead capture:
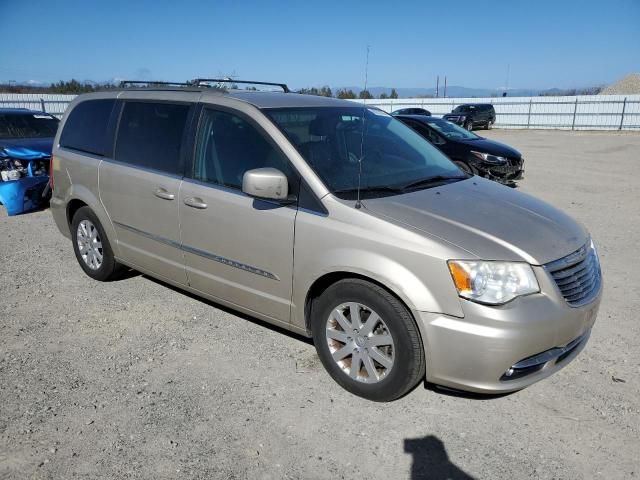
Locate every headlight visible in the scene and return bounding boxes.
[459,115,466,120]
[448,260,540,305]
[470,151,508,164]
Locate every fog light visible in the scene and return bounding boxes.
[505,368,514,377]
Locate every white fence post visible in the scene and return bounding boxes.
[571,98,579,130]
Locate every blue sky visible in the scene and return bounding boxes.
[1,0,638,89]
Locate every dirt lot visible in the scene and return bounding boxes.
[1,130,639,479]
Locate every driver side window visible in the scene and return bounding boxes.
[193,108,293,190]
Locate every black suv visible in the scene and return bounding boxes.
[442,104,495,131]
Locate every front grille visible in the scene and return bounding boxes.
[545,242,601,307]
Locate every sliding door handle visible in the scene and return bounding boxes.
[184,197,208,209]
[154,188,175,200]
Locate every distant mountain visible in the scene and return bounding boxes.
[333,85,566,98]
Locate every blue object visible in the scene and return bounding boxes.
[0,108,57,215]
[0,144,52,216]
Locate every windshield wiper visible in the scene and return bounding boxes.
[397,174,467,192]
[332,185,402,195]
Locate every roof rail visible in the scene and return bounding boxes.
[193,78,290,93]
[119,80,193,88]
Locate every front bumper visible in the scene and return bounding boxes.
[475,159,525,184]
[416,266,601,393]
[0,176,49,215]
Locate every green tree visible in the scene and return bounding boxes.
[298,87,320,95]
[336,88,356,99]
[319,86,333,97]
[379,92,388,99]
[358,89,373,99]
[389,88,399,99]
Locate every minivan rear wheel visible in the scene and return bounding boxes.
[71,206,121,281]
[311,279,425,402]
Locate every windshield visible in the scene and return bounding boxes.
[266,107,464,197]
[452,105,473,113]
[0,112,59,139]
[427,119,479,140]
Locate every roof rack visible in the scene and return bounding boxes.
[193,78,290,93]
[119,80,193,88]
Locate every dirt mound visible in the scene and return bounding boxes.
[600,73,640,95]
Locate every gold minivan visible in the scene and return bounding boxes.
[50,80,601,401]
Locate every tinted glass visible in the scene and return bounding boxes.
[193,109,292,189]
[115,102,190,175]
[407,120,442,144]
[427,118,478,140]
[267,107,462,196]
[60,99,115,155]
[453,105,473,113]
[0,112,59,139]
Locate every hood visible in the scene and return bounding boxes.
[362,177,588,265]
[458,137,521,158]
[0,137,54,156]
[443,113,465,117]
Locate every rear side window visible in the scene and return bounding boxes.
[60,99,115,156]
[115,102,190,175]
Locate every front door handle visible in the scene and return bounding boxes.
[154,188,175,200]
[184,197,208,209]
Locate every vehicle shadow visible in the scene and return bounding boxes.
[404,435,476,480]
[141,274,314,345]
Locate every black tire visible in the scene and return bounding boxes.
[464,120,473,131]
[310,278,426,402]
[485,119,493,130]
[71,206,121,281]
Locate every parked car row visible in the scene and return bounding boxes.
[48,80,601,401]
[393,103,496,131]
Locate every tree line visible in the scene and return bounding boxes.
[0,79,402,99]
[296,86,399,99]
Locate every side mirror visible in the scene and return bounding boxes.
[242,168,289,201]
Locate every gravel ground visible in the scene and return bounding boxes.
[1,130,639,479]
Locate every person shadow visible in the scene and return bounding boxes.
[404,435,476,480]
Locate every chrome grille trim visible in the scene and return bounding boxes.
[545,241,601,307]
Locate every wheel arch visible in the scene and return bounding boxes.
[66,198,88,227]
[304,270,422,335]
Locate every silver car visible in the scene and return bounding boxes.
[50,80,602,401]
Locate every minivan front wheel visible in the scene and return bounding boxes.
[311,279,425,402]
[71,206,121,281]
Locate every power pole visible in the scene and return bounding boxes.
[436,75,439,98]
[444,76,447,98]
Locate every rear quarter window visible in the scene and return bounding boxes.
[114,102,190,175]
[60,99,116,156]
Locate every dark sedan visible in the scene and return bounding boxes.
[396,115,524,185]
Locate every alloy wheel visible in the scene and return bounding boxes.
[76,219,103,270]
[325,302,395,383]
